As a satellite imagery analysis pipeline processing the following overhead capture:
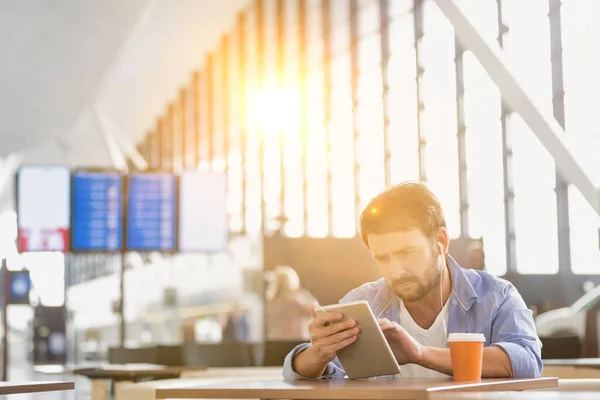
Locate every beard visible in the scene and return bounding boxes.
[390,252,442,303]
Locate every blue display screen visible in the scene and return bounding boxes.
[126,173,176,251]
[71,171,123,251]
[10,271,30,299]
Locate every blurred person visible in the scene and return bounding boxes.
[466,242,486,271]
[265,266,316,341]
[222,301,249,342]
[140,322,153,344]
[284,182,541,380]
[528,305,538,318]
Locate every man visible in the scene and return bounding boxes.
[283,182,542,379]
[222,301,249,342]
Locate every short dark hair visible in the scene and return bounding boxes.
[359,181,446,248]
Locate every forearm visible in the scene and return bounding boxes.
[291,347,329,378]
[419,346,513,378]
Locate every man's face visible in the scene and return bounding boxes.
[367,229,442,303]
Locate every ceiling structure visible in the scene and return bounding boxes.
[0,0,148,156]
[0,0,249,209]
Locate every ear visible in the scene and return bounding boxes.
[436,227,450,255]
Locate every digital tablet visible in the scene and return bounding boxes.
[317,300,400,379]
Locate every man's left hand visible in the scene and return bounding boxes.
[378,318,423,365]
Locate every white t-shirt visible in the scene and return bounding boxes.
[397,300,450,378]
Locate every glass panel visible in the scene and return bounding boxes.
[562,0,600,274]
[463,51,507,276]
[503,0,558,274]
[198,72,210,166]
[389,11,414,51]
[212,57,225,171]
[357,56,385,211]
[358,34,382,74]
[389,0,412,19]
[244,9,262,235]
[227,32,243,232]
[388,11,419,185]
[331,1,350,56]
[420,2,460,239]
[358,0,379,37]
[304,2,327,237]
[306,71,328,237]
[330,83,356,237]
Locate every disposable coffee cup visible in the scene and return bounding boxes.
[447,333,485,382]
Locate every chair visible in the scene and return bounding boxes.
[107,345,182,366]
[261,341,305,367]
[108,346,156,364]
[583,301,600,358]
[154,345,183,366]
[182,342,255,367]
[540,335,581,359]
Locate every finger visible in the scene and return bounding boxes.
[327,335,358,352]
[309,313,343,339]
[313,311,343,326]
[311,319,354,340]
[378,319,392,328]
[321,319,356,337]
[379,321,399,333]
[310,303,317,319]
[320,327,360,346]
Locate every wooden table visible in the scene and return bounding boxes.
[155,377,558,400]
[34,362,102,375]
[69,363,206,381]
[68,364,205,400]
[179,366,283,379]
[431,393,598,400]
[116,368,284,400]
[0,381,74,395]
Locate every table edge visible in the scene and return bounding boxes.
[0,381,74,395]
[425,377,559,394]
[155,378,559,400]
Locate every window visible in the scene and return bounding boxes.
[503,0,558,274]
[420,2,460,239]
[562,0,600,274]
[388,12,419,184]
[463,52,507,276]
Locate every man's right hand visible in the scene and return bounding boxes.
[291,304,360,378]
[308,304,360,363]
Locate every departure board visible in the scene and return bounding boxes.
[17,166,71,252]
[125,173,176,251]
[71,171,123,252]
[179,171,228,252]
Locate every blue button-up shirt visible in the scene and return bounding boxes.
[283,257,542,380]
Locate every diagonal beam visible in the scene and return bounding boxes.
[0,154,23,200]
[434,0,600,216]
[98,105,149,171]
[94,106,128,171]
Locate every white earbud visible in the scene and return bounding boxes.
[438,242,448,339]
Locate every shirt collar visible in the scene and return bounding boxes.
[447,255,478,311]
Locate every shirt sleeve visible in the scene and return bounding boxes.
[490,283,543,379]
[282,343,346,380]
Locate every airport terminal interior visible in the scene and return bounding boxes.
[1,0,600,399]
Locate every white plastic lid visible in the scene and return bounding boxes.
[447,333,486,343]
